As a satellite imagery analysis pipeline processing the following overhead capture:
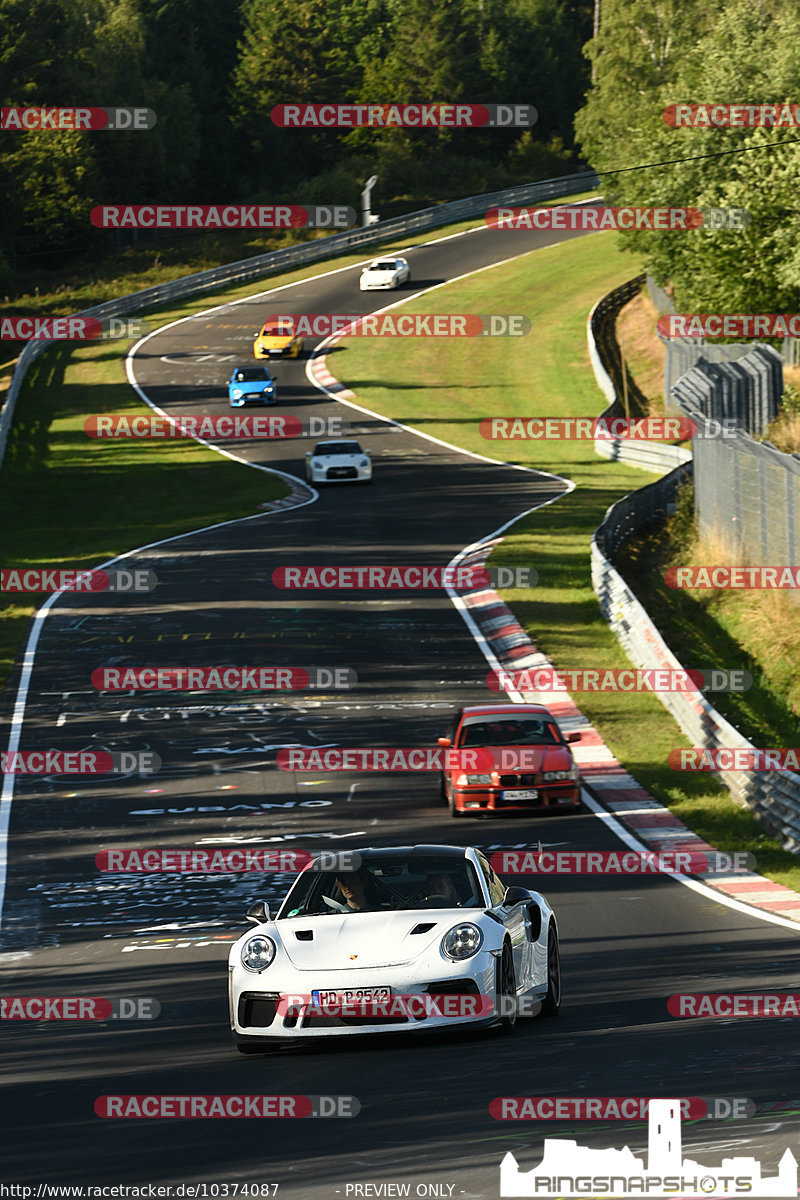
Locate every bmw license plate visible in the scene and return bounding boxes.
[501,789,538,800]
[312,987,391,1007]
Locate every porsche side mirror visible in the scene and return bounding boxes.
[502,887,531,906]
[437,737,452,747]
[246,900,270,924]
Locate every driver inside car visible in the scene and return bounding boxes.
[324,868,388,912]
[422,872,465,905]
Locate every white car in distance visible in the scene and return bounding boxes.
[305,439,372,484]
[359,256,411,291]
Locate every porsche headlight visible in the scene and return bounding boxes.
[241,935,276,972]
[442,923,483,960]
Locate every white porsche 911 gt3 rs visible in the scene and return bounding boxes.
[228,844,561,1052]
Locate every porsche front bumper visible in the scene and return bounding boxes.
[229,958,499,1041]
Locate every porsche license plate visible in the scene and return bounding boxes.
[312,987,391,1007]
[502,788,538,800]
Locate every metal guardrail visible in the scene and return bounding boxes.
[0,170,599,471]
[592,469,800,852]
[587,275,692,473]
[588,280,800,853]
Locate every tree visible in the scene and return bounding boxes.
[573,0,800,314]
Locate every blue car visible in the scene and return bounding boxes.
[228,366,277,407]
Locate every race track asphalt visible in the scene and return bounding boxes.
[2,215,799,1191]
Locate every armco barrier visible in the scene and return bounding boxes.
[0,171,598,471]
[587,275,692,474]
[588,281,800,852]
[591,472,800,852]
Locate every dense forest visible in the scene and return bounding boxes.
[0,0,593,283]
[2,0,799,315]
[575,0,800,312]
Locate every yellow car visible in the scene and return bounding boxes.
[253,319,304,360]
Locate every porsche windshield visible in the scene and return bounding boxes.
[278,855,483,917]
[457,716,561,747]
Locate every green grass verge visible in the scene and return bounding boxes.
[333,230,800,891]
[0,340,290,695]
[618,482,800,750]
[0,185,600,696]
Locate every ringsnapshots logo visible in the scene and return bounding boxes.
[0,316,151,341]
[271,103,536,128]
[96,848,363,873]
[272,564,538,591]
[1,106,156,130]
[1,567,157,593]
[665,565,800,589]
[94,1095,359,1118]
[498,1099,797,1197]
[91,205,355,229]
[664,103,800,127]
[0,750,160,775]
[90,666,356,691]
[84,415,349,440]
[490,1097,755,1121]
[1,996,160,1020]
[489,848,755,875]
[486,205,751,231]
[487,668,752,694]
[261,313,531,338]
[658,314,800,338]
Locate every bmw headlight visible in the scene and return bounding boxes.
[231,389,242,399]
[455,773,493,785]
[543,767,579,781]
[241,935,276,972]
[442,923,483,960]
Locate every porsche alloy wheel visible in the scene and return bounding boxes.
[540,925,561,1017]
[496,944,517,1034]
